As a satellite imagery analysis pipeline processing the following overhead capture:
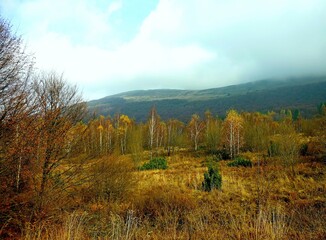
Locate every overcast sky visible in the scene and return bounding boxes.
[1,0,326,100]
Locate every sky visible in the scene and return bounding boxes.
[1,0,326,100]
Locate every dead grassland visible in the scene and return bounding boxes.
[22,153,326,239]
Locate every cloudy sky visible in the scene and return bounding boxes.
[1,0,326,100]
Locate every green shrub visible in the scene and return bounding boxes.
[139,157,168,170]
[207,149,230,160]
[227,157,252,167]
[202,165,222,191]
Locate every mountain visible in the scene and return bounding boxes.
[87,76,326,122]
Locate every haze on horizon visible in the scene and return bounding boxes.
[1,0,326,100]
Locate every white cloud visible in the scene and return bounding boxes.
[108,0,123,15]
[1,0,326,100]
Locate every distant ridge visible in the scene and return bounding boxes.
[87,76,326,122]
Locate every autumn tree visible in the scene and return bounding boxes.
[0,18,33,124]
[118,114,132,154]
[156,121,166,150]
[166,119,184,155]
[0,17,35,235]
[104,116,115,154]
[223,109,244,159]
[271,122,301,175]
[32,72,86,211]
[147,106,160,158]
[204,111,222,152]
[97,115,105,153]
[0,17,34,183]
[188,114,205,151]
[242,112,274,153]
[128,124,144,166]
[66,121,87,157]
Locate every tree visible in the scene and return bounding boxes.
[0,18,33,124]
[97,115,105,153]
[147,106,160,158]
[128,124,144,166]
[317,102,326,116]
[118,114,132,154]
[205,111,222,152]
[242,112,273,153]
[188,114,205,151]
[104,116,115,154]
[272,122,301,175]
[0,17,35,235]
[166,119,184,155]
[32,72,86,211]
[223,110,244,159]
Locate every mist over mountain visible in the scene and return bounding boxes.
[87,76,326,122]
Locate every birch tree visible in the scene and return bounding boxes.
[223,110,244,159]
[147,106,160,158]
[188,114,205,151]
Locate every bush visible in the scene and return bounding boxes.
[81,156,136,202]
[227,157,252,167]
[202,165,222,191]
[135,185,196,224]
[207,149,230,160]
[139,157,168,170]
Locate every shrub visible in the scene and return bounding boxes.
[139,157,168,170]
[207,149,230,160]
[81,156,136,202]
[135,185,196,224]
[227,157,252,167]
[202,165,222,191]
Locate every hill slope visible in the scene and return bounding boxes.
[87,76,326,122]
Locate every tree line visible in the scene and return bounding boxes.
[80,105,325,161]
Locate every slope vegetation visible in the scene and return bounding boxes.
[88,76,326,121]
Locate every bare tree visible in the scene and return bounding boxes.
[0,18,33,124]
[0,16,35,236]
[32,72,86,210]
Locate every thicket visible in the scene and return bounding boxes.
[227,157,253,167]
[138,157,168,170]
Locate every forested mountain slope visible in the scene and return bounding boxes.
[88,76,326,122]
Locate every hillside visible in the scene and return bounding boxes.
[87,76,326,122]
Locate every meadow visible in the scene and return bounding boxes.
[20,151,326,240]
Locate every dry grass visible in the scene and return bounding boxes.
[20,153,326,239]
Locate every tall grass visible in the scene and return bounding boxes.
[20,154,326,239]
[23,211,87,240]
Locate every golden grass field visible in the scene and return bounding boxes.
[21,151,326,240]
